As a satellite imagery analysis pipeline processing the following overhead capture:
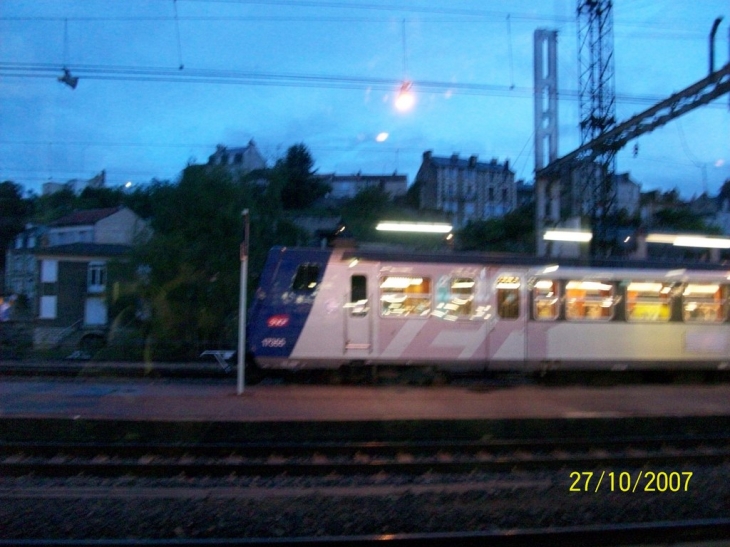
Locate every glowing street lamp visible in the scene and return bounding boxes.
[395,81,415,111]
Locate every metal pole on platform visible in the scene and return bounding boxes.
[237,209,250,395]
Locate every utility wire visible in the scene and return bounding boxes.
[5,60,724,108]
[506,13,514,90]
[173,0,185,70]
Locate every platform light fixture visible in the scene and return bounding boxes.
[376,221,452,234]
[543,230,593,242]
[646,233,730,249]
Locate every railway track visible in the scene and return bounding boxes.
[1,520,729,547]
[2,433,729,478]
[2,431,728,542]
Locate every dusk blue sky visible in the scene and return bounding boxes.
[1,0,728,198]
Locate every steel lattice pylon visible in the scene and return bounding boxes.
[577,0,616,255]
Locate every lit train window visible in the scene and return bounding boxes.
[380,276,432,317]
[292,263,320,292]
[565,280,615,321]
[533,279,559,320]
[496,276,520,320]
[433,276,474,320]
[626,281,677,322]
[682,283,727,323]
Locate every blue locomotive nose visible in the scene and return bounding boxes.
[247,247,331,365]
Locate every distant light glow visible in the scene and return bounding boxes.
[543,230,593,242]
[375,132,389,142]
[376,221,452,233]
[715,159,726,168]
[395,81,415,111]
[124,181,133,188]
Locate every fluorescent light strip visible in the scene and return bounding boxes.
[673,236,730,249]
[376,221,453,233]
[543,230,593,242]
[646,233,730,249]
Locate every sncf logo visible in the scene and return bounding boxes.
[267,314,290,328]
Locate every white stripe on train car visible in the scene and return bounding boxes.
[492,331,526,359]
[380,320,428,359]
[431,323,490,359]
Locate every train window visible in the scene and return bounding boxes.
[533,279,559,320]
[565,280,615,321]
[292,263,320,292]
[682,284,727,323]
[432,276,474,320]
[349,275,368,317]
[496,276,520,320]
[380,276,431,317]
[626,281,677,322]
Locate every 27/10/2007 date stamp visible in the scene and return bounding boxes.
[569,471,693,493]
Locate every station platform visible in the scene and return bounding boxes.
[1,375,730,423]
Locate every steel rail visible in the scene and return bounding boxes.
[2,436,728,478]
[0,518,728,546]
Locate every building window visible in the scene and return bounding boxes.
[488,187,494,202]
[39,296,57,319]
[88,262,107,294]
[41,260,58,283]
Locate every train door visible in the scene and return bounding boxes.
[487,272,527,368]
[344,273,372,356]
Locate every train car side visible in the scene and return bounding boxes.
[248,246,730,372]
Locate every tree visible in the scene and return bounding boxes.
[279,144,330,210]
[31,187,76,224]
[340,186,392,241]
[0,181,31,269]
[76,186,125,210]
[130,165,305,359]
[458,203,535,253]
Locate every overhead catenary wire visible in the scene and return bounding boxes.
[4,60,725,108]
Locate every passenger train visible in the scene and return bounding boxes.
[247,245,730,374]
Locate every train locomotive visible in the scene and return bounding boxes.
[247,245,730,374]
